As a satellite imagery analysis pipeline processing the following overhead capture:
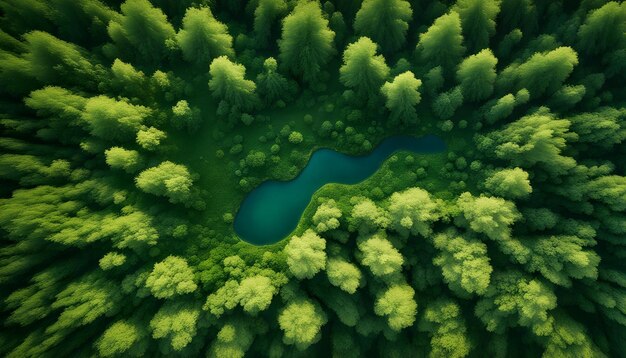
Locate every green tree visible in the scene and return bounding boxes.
[417,12,465,69]
[312,199,342,232]
[475,271,557,336]
[577,2,626,55]
[278,299,328,350]
[253,0,288,47]
[432,86,463,120]
[388,187,440,237]
[104,147,143,173]
[107,0,175,62]
[353,0,413,53]
[456,192,521,241]
[82,96,151,142]
[149,301,200,351]
[135,161,194,204]
[278,1,335,83]
[349,198,390,234]
[209,56,257,112]
[237,275,276,315]
[136,127,166,151]
[456,49,498,102]
[176,7,234,66]
[381,71,422,125]
[453,0,501,52]
[145,256,197,299]
[485,168,532,199]
[96,320,147,357]
[477,113,577,175]
[256,58,291,106]
[284,229,327,279]
[512,47,579,98]
[339,37,390,100]
[326,258,362,294]
[432,230,493,295]
[358,233,404,277]
[419,299,471,358]
[374,284,417,331]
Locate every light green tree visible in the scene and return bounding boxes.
[419,299,471,358]
[456,49,498,102]
[485,168,532,199]
[136,127,166,151]
[96,320,146,357]
[432,231,493,295]
[577,2,626,55]
[104,147,142,173]
[326,258,362,294]
[456,192,521,241]
[237,275,276,315]
[381,71,422,125]
[374,284,417,331]
[82,96,151,142]
[349,198,390,234]
[312,199,342,232]
[513,47,579,98]
[339,37,390,100]
[149,301,200,351]
[354,0,412,52]
[388,187,440,237]
[253,0,287,47]
[417,12,465,69]
[278,299,328,350]
[135,161,194,204]
[209,56,257,112]
[278,1,335,83]
[145,256,197,299]
[176,7,234,66]
[284,229,327,279]
[358,233,404,277]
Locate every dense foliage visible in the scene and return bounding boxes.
[1,0,625,357]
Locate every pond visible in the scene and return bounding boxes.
[234,135,446,245]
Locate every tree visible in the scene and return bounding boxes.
[453,0,501,52]
[237,275,276,315]
[136,127,166,151]
[419,299,471,358]
[485,168,532,199]
[456,49,498,102]
[278,1,335,83]
[312,199,342,232]
[456,192,521,241]
[354,0,412,53]
[568,107,626,149]
[387,187,440,237]
[432,86,463,120]
[577,2,626,55]
[381,71,422,125]
[256,58,291,106]
[104,147,143,173]
[82,96,151,142]
[349,198,390,234]
[417,12,465,69]
[145,256,197,299]
[432,231,493,295]
[358,233,404,277]
[110,58,146,96]
[96,320,146,357]
[475,271,557,336]
[512,47,579,98]
[477,113,577,175]
[176,7,234,66]
[107,0,175,62]
[278,299,328,350]
[253,0,287,47]
[284,229,326,279]
[149,301,200,351]
[339,37,390,100]
[374,284,417,331]
[209,56,257,112]
[135,161,194,204]
[326,258,362,294]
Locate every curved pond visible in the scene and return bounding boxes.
[235,135,446,245]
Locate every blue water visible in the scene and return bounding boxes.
[234,135,445,245]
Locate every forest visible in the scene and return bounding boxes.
[0,0,625,356]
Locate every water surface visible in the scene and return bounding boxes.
[235,135,445,245]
